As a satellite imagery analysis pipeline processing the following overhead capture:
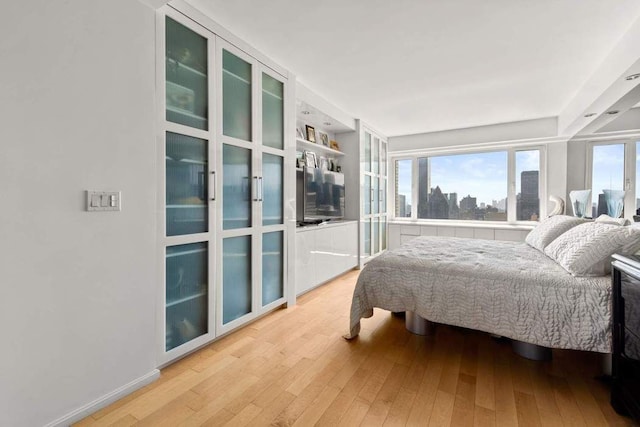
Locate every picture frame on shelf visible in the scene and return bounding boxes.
[296,127,305,140]
[305,125,316,143]
[319,132,329,147]
[329,140,340,151]
[304,150,317,168]
[319,156,328,170]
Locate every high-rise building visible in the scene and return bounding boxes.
[426,186,449,219]
[517,170,539,220]
[597,193,608,217]
[398,194,407,217]
[447,192,459,219]
[417,158,429,218]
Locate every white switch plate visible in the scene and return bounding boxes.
[87,191,121,211]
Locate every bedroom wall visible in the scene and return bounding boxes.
[0,1,158,425]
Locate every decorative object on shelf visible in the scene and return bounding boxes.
[603,189,625,218]
[305,125,316,143]
[177,318,198,341]
[166,81,195,113]
[547,195,565,216]
[319,132,329,147]
[330,140,339,151]
[569,189,591,218]
[296,127,305,139]
[328,159,335,171]
[296,150,304,168]
[304,150,317,168]
[319,156,328,170]
[336,165,342,173]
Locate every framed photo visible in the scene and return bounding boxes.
[305,125,316,143]
[296,127,305,140]
[329,140,340,151]
[319,156,328,170]
[304,150,317,168]
[319,132,329,147]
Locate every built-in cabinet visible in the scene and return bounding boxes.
[340,120,389,267]
[158,8,292,364]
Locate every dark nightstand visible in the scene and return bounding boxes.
[611,254,640,422]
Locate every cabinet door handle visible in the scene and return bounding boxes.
[210,171,216,201]
[371,189,374,202]
[253,176,259,201]
[258,177,264,201]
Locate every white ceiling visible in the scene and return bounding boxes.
[186,0,640,136]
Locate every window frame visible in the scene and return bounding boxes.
[390,144,547,224]
[586,139,636,219]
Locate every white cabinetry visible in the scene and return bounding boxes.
[295,221,358,295]
[158,6,294,364]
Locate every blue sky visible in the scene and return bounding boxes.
[592,144,624,198]
[396,150,540,207]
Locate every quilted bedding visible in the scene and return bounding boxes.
[346,236,612,353]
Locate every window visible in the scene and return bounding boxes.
[591,143,625,218]
[392,147,543,223]
[394,159,412,217]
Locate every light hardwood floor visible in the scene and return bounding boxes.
[76,269,634,426]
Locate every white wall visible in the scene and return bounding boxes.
[0,1,158,425]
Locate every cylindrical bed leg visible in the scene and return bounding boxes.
[511,340,552,361]
[405,311,436,335]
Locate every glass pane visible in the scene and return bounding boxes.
[262,74,283,150]
[263,153,283,225]
[223,236,251,324]
[395,159,412,218]
[363,219,371,256]
[592,144,624,218]
[165,17,208,130]
[262,231,283,306]
[223,50,252,141]
[364,175,371,215]
[166,242,207,351]
[381,218,387,250]
[381,178,387,214]
[417,152,507,221]
[223,144,251,230]
[516,150,540,221]
[636,142,640,215]
[373,177,379,214]
[381,142,387,176]
[373,137,379,175]
[166,132,208,236]
[373,218,379,255]
[364,133,371,173]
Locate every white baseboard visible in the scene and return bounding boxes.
[45,369,160,427]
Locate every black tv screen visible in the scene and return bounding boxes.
[297,167,345,222]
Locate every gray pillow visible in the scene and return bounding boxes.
[544,222,640,276]
[525,215,588,251]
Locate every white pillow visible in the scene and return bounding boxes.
[525,215,588,251]
[544,222,640,276]
[595,214,628,226]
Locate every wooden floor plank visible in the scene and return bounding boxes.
[72,269,634,427]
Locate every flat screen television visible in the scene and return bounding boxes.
[297,167,345,223]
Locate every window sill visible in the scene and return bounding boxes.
[388,218,536,231]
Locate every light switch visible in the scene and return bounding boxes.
[87,191,121,211]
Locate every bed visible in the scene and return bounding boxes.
[345,235,612,353]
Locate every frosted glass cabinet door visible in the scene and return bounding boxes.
[263,153,283,225]
[380,178,387,214]
[373,178,379,214]
[262,73,284,150]
[223,144,251,230]
[381,220,387,250]
[364,132,372,173]
[373,218,379,255]
[373,137,379,175]
[166,242,208,351]
[223,236,251,324]
[165,17,208,130]
[364,176,371,215]
[381,142,387,176]
[363,219,371,256]
[223,50,252,141]
[262,231,283,305]
[166,132,208,236]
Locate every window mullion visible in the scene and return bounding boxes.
[507,149,516,222]
[412,156,419,220]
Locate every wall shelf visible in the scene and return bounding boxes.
[296,138,344,157]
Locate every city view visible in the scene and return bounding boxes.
[395,151,540,221]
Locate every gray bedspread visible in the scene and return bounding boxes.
[346,236,612,353]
